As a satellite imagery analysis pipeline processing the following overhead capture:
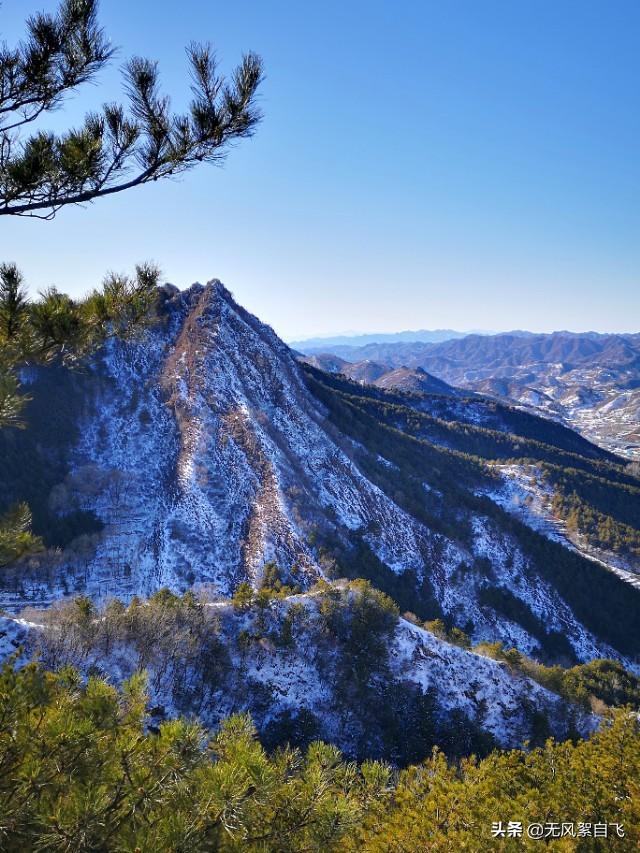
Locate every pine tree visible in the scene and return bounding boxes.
[0,502,43,565]
[0,0,263,219]
[0,264,28,341]
[232,581,255,611]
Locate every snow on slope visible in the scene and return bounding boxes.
[0,282,438,605]
[484,463,640,590]
[0,592,594,752]
[446,363,640,461]
[0,281,634,670]
[390,618,589,744]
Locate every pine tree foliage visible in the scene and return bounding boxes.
[0,660,383,851]
[0,263,31,427]
[0,263,28,340]
[0,0,263,219]
[0,0,112,127]
[0,358,27,428]
[0,658,638,851]
[0,502,42,565]
[0,263,161,554]
[0,262,162,422]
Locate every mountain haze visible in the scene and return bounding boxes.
[289,328,470,350]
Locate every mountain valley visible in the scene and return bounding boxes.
[298,332,640,461]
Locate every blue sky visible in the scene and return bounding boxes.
[0,0,638,339]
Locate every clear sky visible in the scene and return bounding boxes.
[0,0,639,340]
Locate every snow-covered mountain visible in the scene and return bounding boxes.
[2,280,640,755]
[300,354,458,396]
[2,281,639,662]
[299,332,640,460]
[2,281,473,605]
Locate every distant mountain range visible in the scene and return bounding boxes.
[289,328,474,350]
[301,354,459,397]
[296,331,640,460]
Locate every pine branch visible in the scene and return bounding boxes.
[0,1,263,219]
[0,0,113,126]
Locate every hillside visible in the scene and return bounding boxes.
[2,281,640,761]
[300,354,457,396]
[2,654,637,851]
[298,331,640,459]
[2,579,596,763]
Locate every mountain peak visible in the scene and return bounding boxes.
[206,277,232,300]
[2,283,639,678]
